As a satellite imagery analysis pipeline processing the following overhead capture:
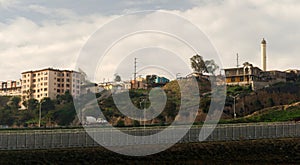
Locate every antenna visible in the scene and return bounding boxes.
[236,53,239,68]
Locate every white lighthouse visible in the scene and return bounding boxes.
[261,38,267,71]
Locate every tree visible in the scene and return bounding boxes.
[190,54,207,74]
[205,59,219,75]
[24,98,38,111]
[114,73,121,82]
[7,96,21,110]
[40,97,55,112]
[190,55,219,75]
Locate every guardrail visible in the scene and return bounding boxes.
[0,122,299,150]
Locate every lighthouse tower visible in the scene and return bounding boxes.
[261,38,267,71]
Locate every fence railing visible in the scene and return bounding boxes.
[0,122,299,150]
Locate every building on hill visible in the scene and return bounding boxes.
[224,62,287,90]
[0,80,22,96]
[98,81,131,91]
[285,69,300,81]
[21,68,83,101]
[224,38,289,90]
[131,76,147,89]
[145,75,170,88]
[225,62,262,86]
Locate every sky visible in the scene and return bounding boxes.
[0,0,300,82]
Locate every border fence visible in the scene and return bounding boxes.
[0,122,299,150]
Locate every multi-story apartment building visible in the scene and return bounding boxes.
[21,68,83,101]
[0,80,22,96]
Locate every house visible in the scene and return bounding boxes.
[224,62,287,90]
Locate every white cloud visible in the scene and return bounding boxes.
[0,0,300,81]
[0,0,18,8]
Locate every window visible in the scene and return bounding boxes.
[231,77,235,82]
[44,77,48,80]
[66,84,70,88]
[41,78,43,80]
[57,89,60,93]
[57,84,60,87]
[240,77,244,81]
[57,78,60,82]
[62,84,64,87]
[44,88,47,91]
[33,79,36,82]
[62,79,64,82]
[66,73,69,77]
[62,89,64,93]
[66,79,70,82]
[23,80,26,83]
[33,74,36,77]
[44,82,47,86]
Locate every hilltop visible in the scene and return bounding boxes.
[1,75,300,127]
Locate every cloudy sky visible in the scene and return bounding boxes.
[0,0,300,82]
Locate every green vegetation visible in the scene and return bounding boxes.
[226,85,252,96]
[220,106,300,124]
[0,91,77,127]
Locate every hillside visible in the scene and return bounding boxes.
[98,76,212,126]
[221,101,300,123]
[223,81,300,120]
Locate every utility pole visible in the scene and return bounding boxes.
[134,58,137,89]
[236,53,239,68]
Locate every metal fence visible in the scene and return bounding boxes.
[0,122,299,150]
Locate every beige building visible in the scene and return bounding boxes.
[224,62,287,90]
[21,68,83,101]
[0,80,22,96]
